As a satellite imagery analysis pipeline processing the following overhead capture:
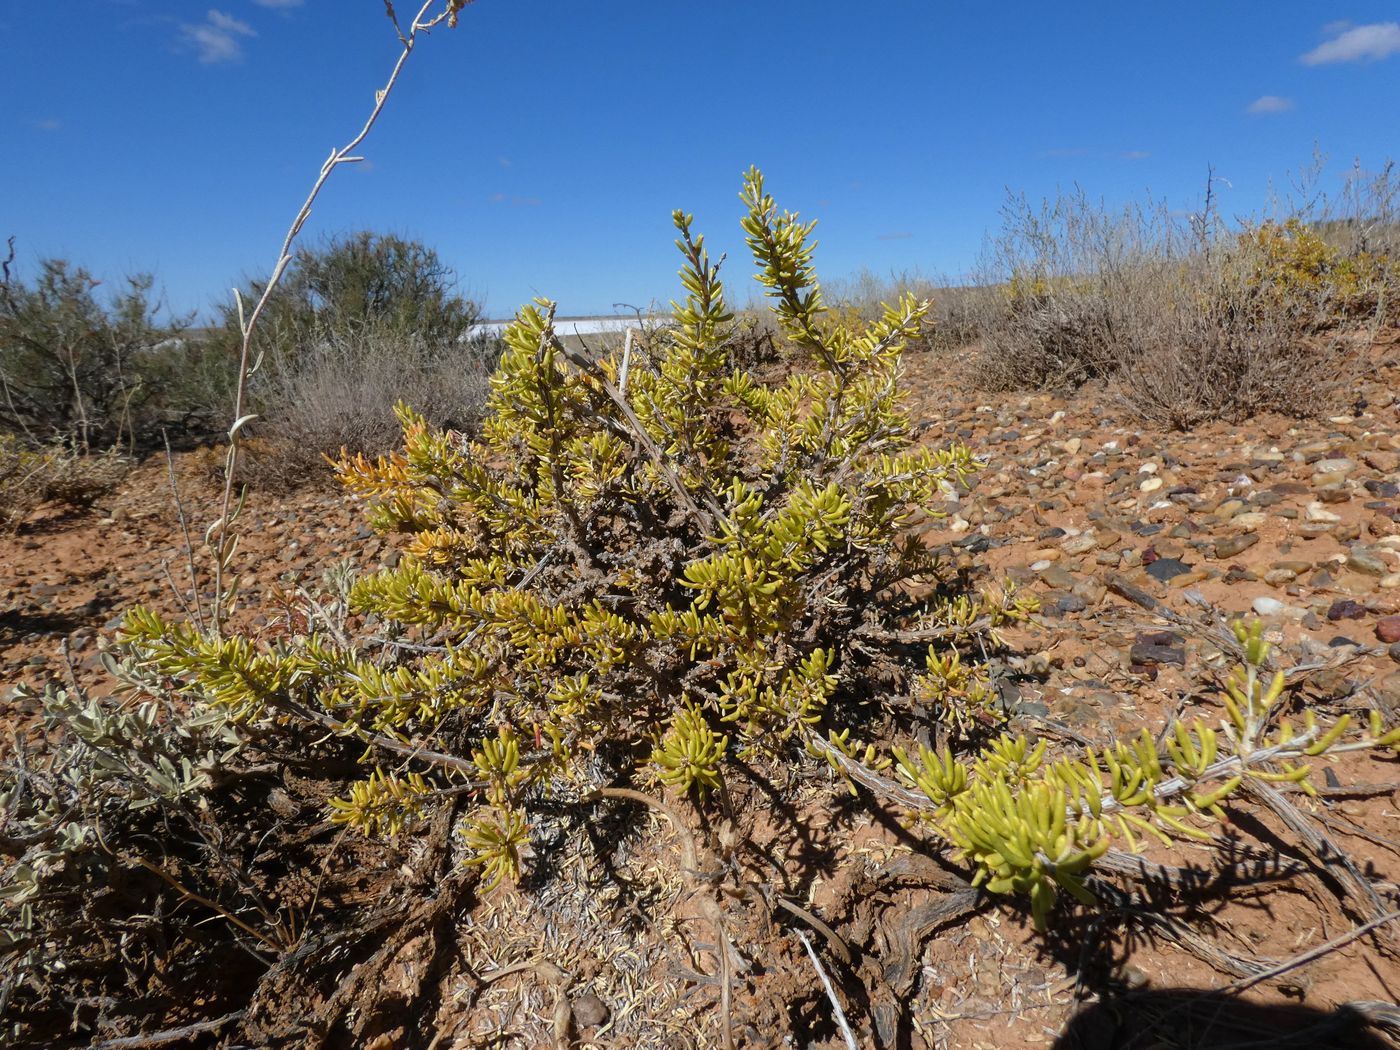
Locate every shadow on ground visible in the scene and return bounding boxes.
[1053,989,1398,1049]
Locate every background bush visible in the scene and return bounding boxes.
[212,231,500,482]
[956,162,1398,427]
[235,319,500,485]
[0,250,186,450]
[0,232,500,491]
[0,434,129,530]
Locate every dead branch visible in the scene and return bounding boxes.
[87,1011,246,1049]
[796,929,858,1050]
[1220,908,1400,995]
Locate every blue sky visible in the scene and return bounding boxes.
[4,2,1399,321]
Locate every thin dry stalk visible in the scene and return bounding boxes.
[210,0,469,634]
[796,929,858,1050]
[1219,909,1400,995]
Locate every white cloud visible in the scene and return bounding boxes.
[1120,150,1151,161]
[1246,95,1294,114]
[182,9,256,64]
[32,118,61,131]
[1300,22,1400,65]
[254,0,304,7]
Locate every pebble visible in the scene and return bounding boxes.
[1378,616,1400,645]
[1252,597,1287,616]
[1348,550,1388,577]
[1060,533,1098,556]
[572,994,610,1029]
[1314,458,1356,474]
[1213,534,1259,560]
[1145,557,1192,582]
[1327,599,1367,621]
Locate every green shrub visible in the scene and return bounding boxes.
[0,253,186,449]
[1235,217,1397,322]
[216,231,483,360]
[120,171,1396,930]
[123,168,996,884]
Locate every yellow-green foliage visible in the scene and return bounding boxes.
[118,171,1397,930]
[1237,217,1395,317]
[123,169,991,888]
[893,621,1400,928]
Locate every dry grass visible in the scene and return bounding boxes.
[234,321,499,486]
[0,435,129,529]
[952,163,1399,427]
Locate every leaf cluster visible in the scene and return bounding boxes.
[123,169,992,888]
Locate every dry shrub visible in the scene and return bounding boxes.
[238,321,500,485]
[975,291,1118,390]
[0,435,129,529]
[966,172,1389,427]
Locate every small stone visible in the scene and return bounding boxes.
[1317,487,1353,504]
[1380,573,1400,589]
[1314,457,1356,475]
[1212,534,1259,560]
[1071,576,1107,605]
[1045,591,1088,616]
[1139,476,1163,493]
[1060,533,1097,556]
[1327,599,1367,621]
[1252,596,1287,617]
[1348,549,1388,576]
[1215,499,1245,520]
[1363,450,1399,473]
[572,994,610,1029]
[1145,557,1192,583]
[1377,616,1400,645]
[1130,630,1185,668]
[1378,672,1400,706]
